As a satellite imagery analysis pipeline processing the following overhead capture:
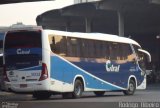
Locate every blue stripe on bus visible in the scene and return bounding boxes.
[66,57,143,87]
[72,61,133,87]
[50,55,124,90]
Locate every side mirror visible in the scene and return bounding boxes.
[138,49,151,62]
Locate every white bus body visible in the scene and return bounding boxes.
[3,29,151,99]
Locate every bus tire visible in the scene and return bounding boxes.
[94,91,105,96]
[33,91,51,100]
[72,79,83,98]
[123,79,136,95]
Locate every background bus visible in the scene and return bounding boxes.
[3,28,151,99]
[0,32,4,90]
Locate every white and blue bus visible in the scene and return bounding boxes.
[3,27,151,99]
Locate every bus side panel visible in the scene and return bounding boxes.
[50,54,73,92]
[50,54,125,92]
[72,60,134,88]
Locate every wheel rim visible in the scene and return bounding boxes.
[75,84,81,95]
[129,83,134,92]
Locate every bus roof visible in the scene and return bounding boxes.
[0,25,42,32]
[44,29,141,47]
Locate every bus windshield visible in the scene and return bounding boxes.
[4,30,42,70]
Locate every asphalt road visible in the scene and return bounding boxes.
[0,89,160,108]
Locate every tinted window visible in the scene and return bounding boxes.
[49,35,134,61]
[49,35,111,59]
[5,31,41,49]
[109,43,133,61]
[4,30,42,70]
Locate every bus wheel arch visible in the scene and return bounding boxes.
[62,75,85,99]
[73,75,85,98]
[73,75,85,91]
[128,76,137,89]
[123,76,137,95]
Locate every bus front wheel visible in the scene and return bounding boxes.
[123,79,136,95]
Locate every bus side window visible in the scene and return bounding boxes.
[101,41,107,59]
[59,36,67,56]
[121,44,134,61]
[88,40,95,58]
[95,41,101,58]
[103,42,110,60]
[110,43,119,61]
[66,37,72,56]
[70,38,78,57]
[49,35,67,56]
[50,37,56,52]
[50,36,61,54]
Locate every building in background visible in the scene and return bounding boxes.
[0,0,74,26]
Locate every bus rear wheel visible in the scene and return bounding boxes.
[72,79,83,98]
[123,79,136,95]
[33,91,52,100]
[62,79,83,99]
[94,91,105,96]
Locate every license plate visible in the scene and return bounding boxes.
[20,84,27,88]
